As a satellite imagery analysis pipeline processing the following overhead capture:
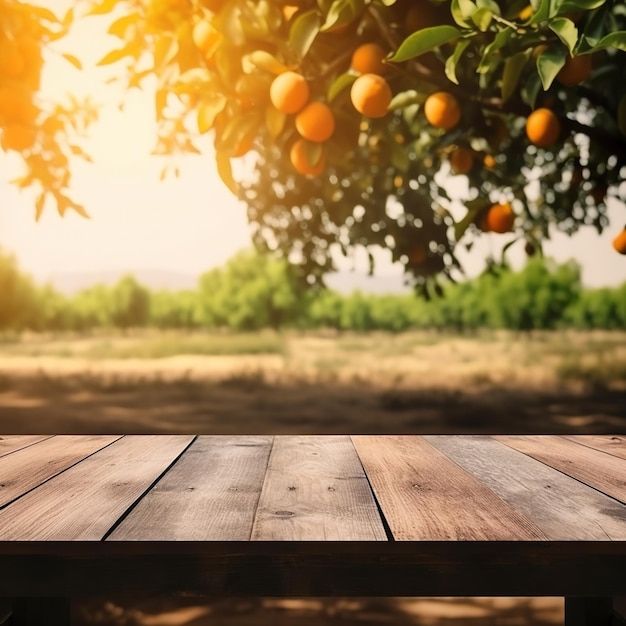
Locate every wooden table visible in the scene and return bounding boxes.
[1,435,625,625]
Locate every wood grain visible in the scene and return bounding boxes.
[562,435,626,461]
[0,435,52,458]
[495,435,626,505]
[0,435,121,509]
[0,435,193,540]
[425,435,626,540]
[251,435,387,540]
[108,435,272,540]
[352,435,546,540]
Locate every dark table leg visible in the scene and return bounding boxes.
[8,598,70,626]
[564,597,624,626]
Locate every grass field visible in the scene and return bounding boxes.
[0,328,624,434]
[1,329,623,625]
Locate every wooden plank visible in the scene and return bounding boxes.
[0,435,121,508]
[108,435,272,540]
[425,435,626,540]
[495,435,626,505]
[0,435,53,458]
[1,542,626,598]
[352,435,546,540]
[0,435,193,540]
[563,435,626,461]
[251,435,387,540]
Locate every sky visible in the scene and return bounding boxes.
[0,2,625,290]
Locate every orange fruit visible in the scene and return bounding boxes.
[270,71,309,114]
[351,43,387,75]
[449,146,474,175]
[483,154,496,169]
[485,202,515,233]
[557,54,592,86]
[1,124,36,152]
[295,101,335,142]
[350,73,392,118]
[290,139,325,176]
[424,91,461,130]
[613,227,626,255]
[526,108,561,147]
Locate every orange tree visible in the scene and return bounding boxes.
[5,0,626,294]
[0,0,97,218]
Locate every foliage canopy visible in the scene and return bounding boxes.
[1,0,626,293]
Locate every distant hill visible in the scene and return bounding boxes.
[325,271,412,295]
[45,270,200,295]
[44,269,412,296]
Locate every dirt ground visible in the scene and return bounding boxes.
[1,331,624,625]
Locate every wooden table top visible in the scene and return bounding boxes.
[1,434,626,597]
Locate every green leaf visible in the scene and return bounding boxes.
[528,0,551,23]
[217,113,262,157]
[69,203,90,219]
[23,4,59,22]
[445,39,470,84]
[451,0,477,27]
[242,50,289,75]
[61,53,82,70]
[388,26,463,63]
[35,193,46,221]
[197,95,227,133]
[176,67,211,86]
[502,50,530,102]
[96,45,134,66]
[303,140,323,167]
[288,9,320,60]
[478,27,513,65]
[454,200,489,240]
[557,0,605,12]
[388,89,422,110]
[265,105,286,138]
[476,0,501,15]
[536,46,567,89]
[154,35,179,71]
[327,71,357,102]
[62,6,74,27]
[584,30,626,53]
[320,0,365,32]
[472,7,493,31]
[390,140,409,172]
[216,151,238,195]
[521,70,542,107]
[549,17,578,54]
[85,0,120,16]
[107,13,140,39]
